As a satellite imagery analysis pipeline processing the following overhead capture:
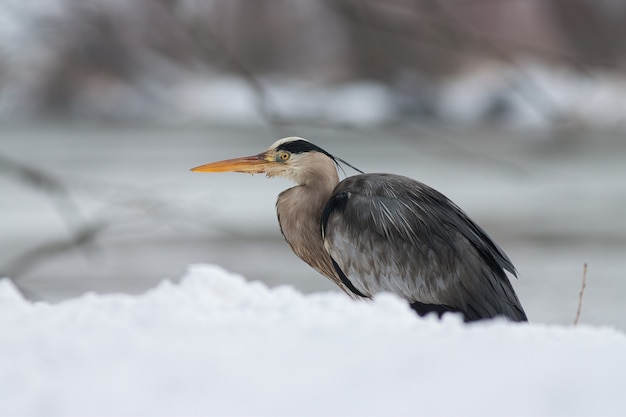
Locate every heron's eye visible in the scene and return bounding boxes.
[277,151,291,162]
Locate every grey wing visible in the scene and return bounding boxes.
[321,174,527,322]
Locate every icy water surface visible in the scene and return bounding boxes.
[1,122,625,329]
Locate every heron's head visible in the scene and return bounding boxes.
[191,137,344,185]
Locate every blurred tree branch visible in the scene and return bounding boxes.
[0,154,84,233]
[0,149,249,299]
[2,222,107,284]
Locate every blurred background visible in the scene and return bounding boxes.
[1,0,625,329]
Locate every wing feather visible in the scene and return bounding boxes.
[321,173,527,322]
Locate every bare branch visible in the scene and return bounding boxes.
[163,1,286,130]
[2,221,107,280]
[0,153,84,232]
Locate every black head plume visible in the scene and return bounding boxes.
[275,138,364,175]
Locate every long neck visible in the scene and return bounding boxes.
[276,156,340,283]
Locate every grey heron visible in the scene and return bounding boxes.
[192,137,527,322]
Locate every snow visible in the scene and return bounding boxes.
[439,62,626,129]
[1,264,625,417]
[162,76,395,127]
[83,65,626,129]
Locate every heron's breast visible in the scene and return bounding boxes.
[276,187,337,280]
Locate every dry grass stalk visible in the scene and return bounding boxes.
[574,262,588,326]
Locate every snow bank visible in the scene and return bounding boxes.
[1,264,625,416]
[165,76,395,127]
[439,63,626,129]
[108,67,626,129]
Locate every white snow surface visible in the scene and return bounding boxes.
[1,264,625,417]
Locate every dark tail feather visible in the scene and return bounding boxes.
[409,301,528,323]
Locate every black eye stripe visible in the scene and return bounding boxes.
[274,139,364,174]
[275,140,334,160]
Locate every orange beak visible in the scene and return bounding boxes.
[191,153,275,174]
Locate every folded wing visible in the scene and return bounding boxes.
[321,173,527,322]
